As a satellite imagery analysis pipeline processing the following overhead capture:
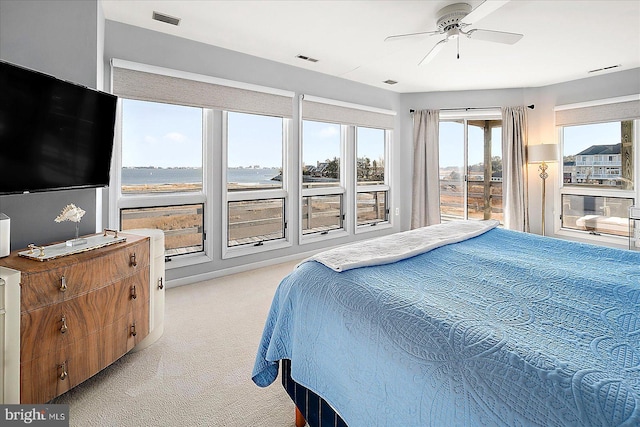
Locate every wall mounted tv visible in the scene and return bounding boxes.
[0,60,117,194]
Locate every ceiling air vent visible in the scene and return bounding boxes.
[383,80,398,85]
[588,64,621,74]
[152,11,181,26]
[296,54,319,63]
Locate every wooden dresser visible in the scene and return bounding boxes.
[0,233,150,403]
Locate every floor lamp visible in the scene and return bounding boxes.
[528,144,558,236]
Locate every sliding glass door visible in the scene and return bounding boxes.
[439,116,503,223]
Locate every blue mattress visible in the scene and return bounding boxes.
[253,227,640,426]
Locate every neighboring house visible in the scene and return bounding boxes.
[573,143,622,186]
[563,159,576,184]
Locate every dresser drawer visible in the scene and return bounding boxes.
[20,331,102,404]
[20,269,149,363]
[20,238,149,312]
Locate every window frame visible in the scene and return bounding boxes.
[222,111,292,259]
[555,100,639,245]
[299,121,349,241]
[355,126,392,232]
[110,100,214,269]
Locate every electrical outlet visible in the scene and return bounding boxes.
[395,208,399,216]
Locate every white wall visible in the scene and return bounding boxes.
[0,0,102,250]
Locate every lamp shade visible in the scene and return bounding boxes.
[528,144,558,163]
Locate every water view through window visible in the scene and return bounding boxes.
[121,99,203,194]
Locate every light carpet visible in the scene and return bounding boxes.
[52,260,300,427]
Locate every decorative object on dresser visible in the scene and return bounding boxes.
[0,229,165,404]
[54,204,87,247]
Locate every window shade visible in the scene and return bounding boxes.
[555,99,640,126]
[302,96,395,129]
[112,65,293,118]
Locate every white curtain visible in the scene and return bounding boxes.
[411,109,441,228]
[501,106,529,232]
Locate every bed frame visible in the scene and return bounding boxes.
[281,359,347,427]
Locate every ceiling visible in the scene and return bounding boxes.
[100,0,640,94]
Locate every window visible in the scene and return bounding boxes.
[301,120,345,235]
[228,199,285,246]
[111,60,296,263]
[302,120,341,189]
[225,112,288,248]
[121,204,205,255]
[559,119,636,238]
[439,116,503,223]
[302,195,343,234]
[356,191,387,226]
[121,99,203,194]
[118,99,206,258]
[562,121,633,190]
[356,126,389,227]
[227,112,283,192]
[561,195,633,237]
[299,95,394,239]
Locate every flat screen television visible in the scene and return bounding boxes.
[0,60,117,194]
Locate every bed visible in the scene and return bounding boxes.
[252,220,640,426]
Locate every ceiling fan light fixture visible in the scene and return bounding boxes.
[385,2,523,66]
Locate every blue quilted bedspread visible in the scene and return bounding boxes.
[252,228,640,426]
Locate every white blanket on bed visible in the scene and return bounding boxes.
[301,219,499,272]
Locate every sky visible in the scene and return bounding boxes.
[439,121,502,169]
[121,99,385,169]
[121,99,202,168]
[122,99,622,170]
[562,121,622,157]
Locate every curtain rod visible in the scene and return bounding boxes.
[409,104,534,113]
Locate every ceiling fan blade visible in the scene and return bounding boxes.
[384,30,440,42]
[418,39,447,66]
[460,0,510,25]
[467,29,523,44]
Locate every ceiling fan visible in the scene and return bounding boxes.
[385,1,523,65]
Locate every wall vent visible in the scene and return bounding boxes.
[296,54,319,63]
[383,80,398,85]
[588,64,621,74]
[152,11,181,26]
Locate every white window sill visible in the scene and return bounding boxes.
[300,229,349,245]
[553,228,629,250]
[222,239,292,259]
[355,221,392,235]
[165,252,212,270]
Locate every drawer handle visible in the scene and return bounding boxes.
[59,362,68,381]
[130,285,137,300]
[60,315,68,334]
[130,323,137,337]
[158,277,164,290]
[130,253,137,267]
[60,276,67,292]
